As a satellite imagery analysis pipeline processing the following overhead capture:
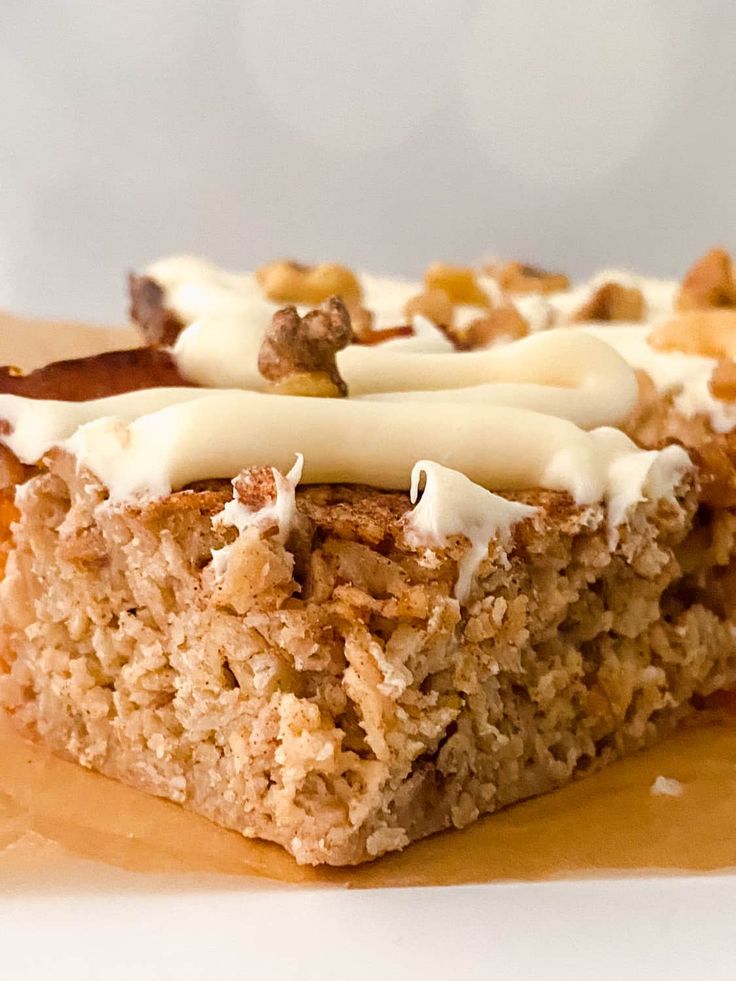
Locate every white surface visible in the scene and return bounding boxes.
[1,1,736,321]
[4,876,736,980]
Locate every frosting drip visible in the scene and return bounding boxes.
[405,461,537,600]
[211,454,304,578]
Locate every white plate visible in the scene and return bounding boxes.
[4,873,736,980]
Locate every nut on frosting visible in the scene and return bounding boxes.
[424,263,491,309]
[676,247,736,312]
[257,296,353,397]
[571,281,645,323]
[485,261,570,295]
[256,259,362,307]
[404,288,455,328]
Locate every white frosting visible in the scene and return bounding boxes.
[405,460,537,600]
[587,428,692,539]
[501,270,679,333]
[0,388,204,463]
[211,454,303,578]
[359,271,419,329]
[0,255,696,585]
[403,314,456,352]
[59,392,636,504]
[580,325,736,433]
[146,255,265,324]
[495,264,736,434]
[170,308,642,433]
[350,330,638,430]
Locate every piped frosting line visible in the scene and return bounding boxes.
[173,312,638,431]
[0,388,204,463]
[61,391,619,503]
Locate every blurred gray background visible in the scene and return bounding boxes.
[1,0,735,322]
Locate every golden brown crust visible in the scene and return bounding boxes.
[131,463,596,557]
[676,247,736,312]
[257,297,353,397]
[128,273,185,346]
[0,347,192,402]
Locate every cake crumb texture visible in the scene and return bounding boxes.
[1,457,734,865]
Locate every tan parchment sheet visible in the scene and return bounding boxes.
[1,311,736,891]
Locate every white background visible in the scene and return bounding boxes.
[2,0,735,322]
[5,877,736,980]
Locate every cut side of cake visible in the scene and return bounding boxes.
[3,452,733,865]
[2,247,736,866]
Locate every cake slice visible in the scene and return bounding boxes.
[3,447,733,865]
[1,254,736,866]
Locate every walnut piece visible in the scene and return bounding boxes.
[649,309,736,359]
[348,306,415,346]
[404,288,454,327]
[571,282,645,322]
[258,296,353,397]
[459,306,529,349]
[256,260,362,306]
[355,324,415,346]
[128,274,185,346]
[424,263,491,308]
[485,260,570,294]
[676,247,736,312]
[709,359,736,402]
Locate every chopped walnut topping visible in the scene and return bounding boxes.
[355,324,415,346]
[453,306,530,350]
[485,261,570,294]
[424,263,491,308]
[348,306,415,346]
[256,260,362,306]
[258,296,353,397]
[709,359,736,402]
[649,310,736,359]
[404,288,455,327]
[570,282,645,322]
[676,247,736,312]
[128,274,185,346]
